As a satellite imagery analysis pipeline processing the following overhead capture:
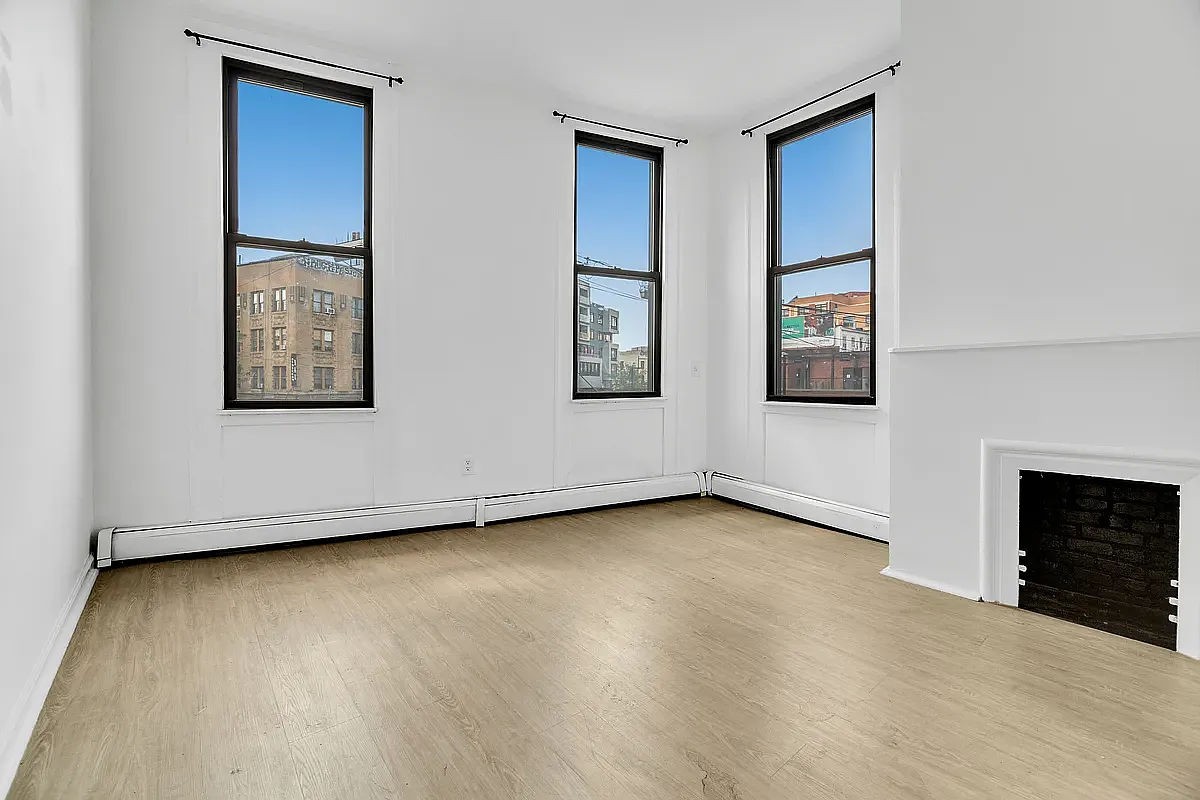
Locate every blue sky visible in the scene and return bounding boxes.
[576,145,653,270]
[237,80,870,350]
[237,80,365,244]
[779,111,873,269]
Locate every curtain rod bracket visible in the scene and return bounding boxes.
[184,28,201,46]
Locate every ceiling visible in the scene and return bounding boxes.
[196,0,900,124]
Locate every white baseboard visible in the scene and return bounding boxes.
[483,473,704,524]
[708,473,889,542]
[879,565,981,601]
[0,555,97,798]
[101,473,707,565]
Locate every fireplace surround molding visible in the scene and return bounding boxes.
[979,438,1200,659]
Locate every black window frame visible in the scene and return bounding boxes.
[222,58,374,410]
[766,95,876,405]
[572,131,663,400]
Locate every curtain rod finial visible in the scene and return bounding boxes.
[184,28,200,46]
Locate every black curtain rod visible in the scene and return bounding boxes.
[740,60,900,137]
[553,111,688,146]
[183,29,403,87]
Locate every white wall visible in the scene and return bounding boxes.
[89,0,709,529]
[890,0,1200,595]
[0,0,94,788]
[706,59,899,525]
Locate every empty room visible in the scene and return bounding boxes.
[3,0,1199,797]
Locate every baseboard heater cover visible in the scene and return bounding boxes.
[97,472,706,566]
[708,472,889,542]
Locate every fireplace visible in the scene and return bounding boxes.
[1018,471,1179,648]
[980,440,1198,658]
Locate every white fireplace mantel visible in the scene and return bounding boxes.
[980,439,1200,659]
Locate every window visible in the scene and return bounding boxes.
[249,328,264,352]
[249,366,264,390]
[312,366,335,390]
[351,332,363,356]
[224,60,372,408]
[768,96,874,403]
[574,132,662,397]
[312,290,335,316]
[352,368,363,390]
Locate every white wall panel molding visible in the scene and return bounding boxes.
[892,330,1200,355]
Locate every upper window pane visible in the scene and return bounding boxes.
[777,110,873,266]
[575,145,654,272]
[237,80,366,245]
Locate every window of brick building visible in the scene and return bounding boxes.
[312,366,335,391]
[312,329,334,352]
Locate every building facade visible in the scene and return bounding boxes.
[576,278,620,390]
[617,345,650,388]
[234,250,366,401]
[779,290,872,393]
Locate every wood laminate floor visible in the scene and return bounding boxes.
[9,498,1200,799]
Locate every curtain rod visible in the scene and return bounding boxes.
[553,111,688,146]
[740,60,900,137]
[183,29,403,87]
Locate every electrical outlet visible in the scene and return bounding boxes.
[462,457,475,475]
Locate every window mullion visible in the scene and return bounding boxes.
[772,247,874,276]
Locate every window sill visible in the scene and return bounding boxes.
[218,407,378,425]
[760,401,883,420]
[571,397,667,412]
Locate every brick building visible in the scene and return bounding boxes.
[234,249,366,400]
[779,290,872,393]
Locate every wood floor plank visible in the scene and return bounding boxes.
[10,498,1200,799]
[289,718,399,800]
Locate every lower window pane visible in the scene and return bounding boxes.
[575,275,656,395]
[233,246,366,403]
[774,259,871,399]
